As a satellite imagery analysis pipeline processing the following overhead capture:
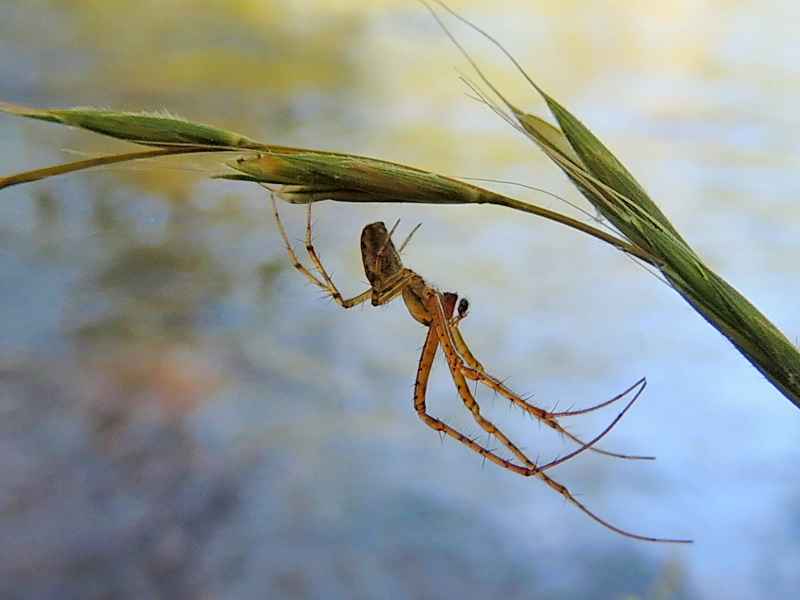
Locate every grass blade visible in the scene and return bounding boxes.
[428,0,800,408]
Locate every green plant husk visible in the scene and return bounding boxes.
[3,7,800,410]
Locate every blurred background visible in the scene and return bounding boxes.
[2,0,800,598]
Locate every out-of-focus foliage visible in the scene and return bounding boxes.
[2,0,372,202]
[4,0,364,100]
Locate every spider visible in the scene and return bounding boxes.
[270,196,690,544]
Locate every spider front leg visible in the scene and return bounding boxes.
[270,195,372,309]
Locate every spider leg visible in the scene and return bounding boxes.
[448,300,484,372]
[419,290,547,469]
[533,462,692,543]
[448,297,634,418]
[397,222,422,254]
[427,290,651,460]
[420,292,690,544]
[371,269,419,307]
[445,341,647,474]
[270,194,372,309]
[534,379,647,472]
[443,336,543,471]
[413,300,537,477]
[443,348,681,542]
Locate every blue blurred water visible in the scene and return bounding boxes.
[2,1,800,599]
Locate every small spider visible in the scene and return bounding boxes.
[270,196,690,544]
